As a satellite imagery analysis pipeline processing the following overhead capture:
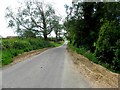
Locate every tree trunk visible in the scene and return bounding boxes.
[43,32,47,40]
[55,31,58,42]
[56,35,58,42]
[41,10,48,40]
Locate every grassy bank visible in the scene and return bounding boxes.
[68,44,98,63]
[68,43,120,74]
[2,38,63,66]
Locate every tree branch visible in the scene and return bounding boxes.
[31,17,44,29]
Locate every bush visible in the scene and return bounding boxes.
[2,40,13,49]
[2,38,56,65]
[2,51,13,65]
[69,44,98,64]
[75,47,87,55]
[13,41,32,50]
[95,21,120,72]
[84,51,98,63]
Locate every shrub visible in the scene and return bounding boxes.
[13,41,32,50]
[2,51,13,65]
[2,40,13,49]
[95,21,120,72]
[69,44,98,64]
[2,38,59,66]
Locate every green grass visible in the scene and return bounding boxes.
[69,44,98,64]
[2,38,64,66]
[0,53,2,68]
[50,41,64,47]
[68,43,120,74]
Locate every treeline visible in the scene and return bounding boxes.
[64,2,120,73]
[2,38,63,65]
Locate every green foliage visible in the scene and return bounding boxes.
[64,2,105,52]
[69,44,98,64]
[13,41,32,50]
[50,41,64,47]
[2,50,13,65]
[2,38,60,66]
[69,43,120,73]
[65,2,120,73]
[0,46,2,67]
[95,21,120,72]
[5,1,62,40]
[23,30,36,38]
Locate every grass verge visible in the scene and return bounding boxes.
[68,44,98,64]
[67,45,118,88]
[2,38,64,66]
[68,43,120,74]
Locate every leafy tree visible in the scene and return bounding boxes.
[94,2,120,72]
[51,16,63,41]
[64,1,120,72]
[64,2,103,51]
[5,0,58,40]
[23,30,36,38]
[95,21,120,71]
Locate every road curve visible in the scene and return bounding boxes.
[2,43,91,88]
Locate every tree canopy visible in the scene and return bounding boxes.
[64,1,120,73]
[5,0,62,40]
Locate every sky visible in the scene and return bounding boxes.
[0,0,72,38]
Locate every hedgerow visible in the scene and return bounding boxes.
[2,38,60,65]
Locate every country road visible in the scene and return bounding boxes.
[2,43,91,88]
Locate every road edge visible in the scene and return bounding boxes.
[67,47,119,88]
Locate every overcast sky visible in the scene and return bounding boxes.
[0,0,72,37]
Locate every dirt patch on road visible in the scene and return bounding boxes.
[67,48,119,88]
[3,48,49,69]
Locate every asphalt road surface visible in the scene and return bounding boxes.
[2,43,91,88]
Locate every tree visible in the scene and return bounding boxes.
[65,1,120,73]
[94,2,120,72]
[51,15,63,41]
[5,0,57,40]
[64,2,111,51]
[95,21,120,72]
[64,2,99,50]
[23,30,36,38]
